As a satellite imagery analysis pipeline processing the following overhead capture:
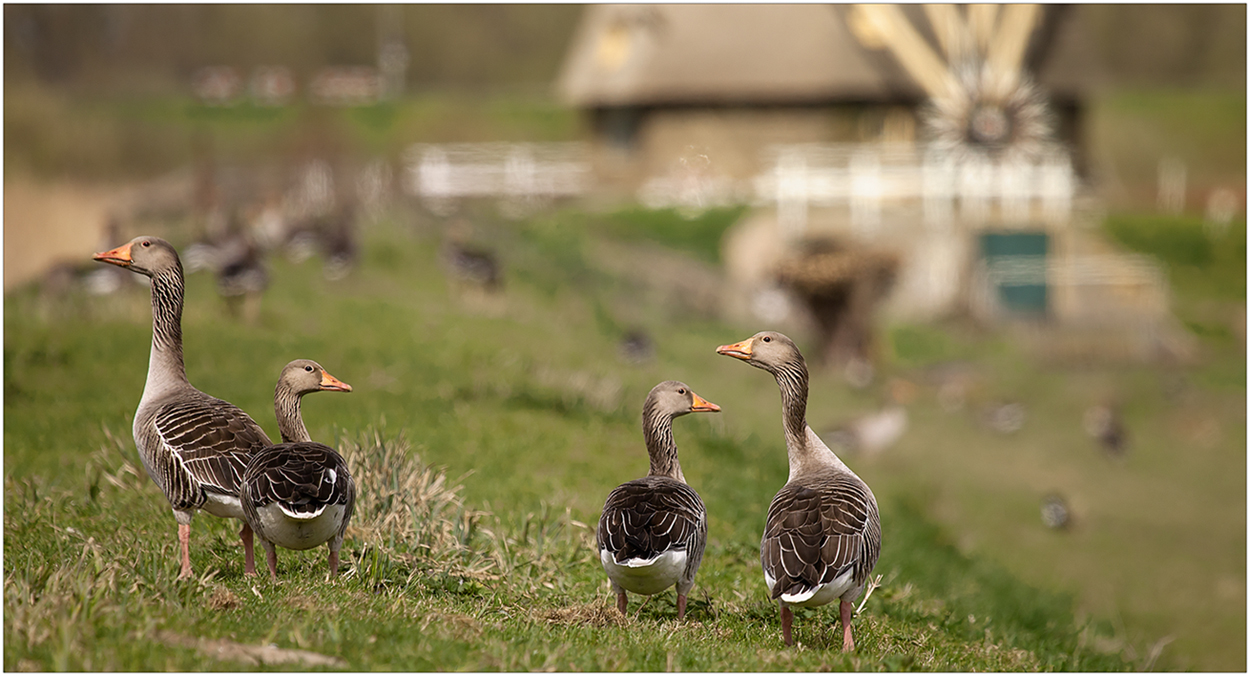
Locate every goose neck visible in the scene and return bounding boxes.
[642,405,685,483]
[772,358,810,451]
[772,359,849,479]
[142,267,189,399]
[274,385,311,444]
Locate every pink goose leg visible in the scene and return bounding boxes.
[177,524,193,580]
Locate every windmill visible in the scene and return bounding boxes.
[846,4,1054,161]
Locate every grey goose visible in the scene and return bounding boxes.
[597,380,720,620]
[717,331,881,650]
[93,236,272,579]
[241,360,356,580]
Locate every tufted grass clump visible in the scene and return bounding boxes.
[338,427,596,597]
[338,429,495,586]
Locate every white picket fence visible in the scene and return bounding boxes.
[404,142,591,214]
[753,143,1077,236]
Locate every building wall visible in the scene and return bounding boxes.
[587,104,918,194]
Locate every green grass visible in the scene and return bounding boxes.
[5,206,1240,670]
[1103,212,1247,303]
[1102,213,1246,397]
[3,433,1129,671]
[3,86,582,180]
[597,206,750,265]
[0,444,1130,664]
[1087,88,1247,194]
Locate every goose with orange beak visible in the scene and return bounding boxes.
[93,236,273,579]
[717,331,881,650]
[242,360,356,580]
[597,380,720,620]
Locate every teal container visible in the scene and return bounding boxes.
[980,231,1049,316]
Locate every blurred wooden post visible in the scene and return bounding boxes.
[1157,157,1186,215]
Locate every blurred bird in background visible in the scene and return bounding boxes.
[441,220,503,297]
[1084,402,1128,460]
[1040,492,1072,530]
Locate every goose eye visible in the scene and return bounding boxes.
[304,365,314,373]
[141,241,151,248]
[677,388,686,395]
[762,336,772,343]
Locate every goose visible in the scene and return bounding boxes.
[717,331,881,650]
[1083,403,1127,459]
[822,379,915,458]
[213,230,269,323]
[93,236,272,579]
[618,328,655,365]
[1040,492,1072,530]
[241,360,355,580]
[981,400,1026,435]
[441,227,503,294]
[319,204,358,281]
[597,381,720,620]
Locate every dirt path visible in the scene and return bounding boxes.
[3,173,197,292]
[3,178,134,291]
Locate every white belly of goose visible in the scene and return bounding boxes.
[256,503,346,551]
[601,547,687,596]
[764,567,856,608]
[200,492,245,520]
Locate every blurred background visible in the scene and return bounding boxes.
[4,4,1245,671]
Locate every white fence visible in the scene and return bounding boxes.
[754,144,1077,236]
[404,143,591,215]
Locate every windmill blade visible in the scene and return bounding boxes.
[968,4,1000,55]
[985,4,1042,99]
[923,4,972,64]
[851,4,960,100]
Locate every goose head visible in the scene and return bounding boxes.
[645,380,720,420]
[93,236,180,277]
[716,331,805,375]
[278,359,353,397]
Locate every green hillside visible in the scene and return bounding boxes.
[3,207,1156,671]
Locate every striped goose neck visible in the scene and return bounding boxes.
[274,384,311,444]
[770,356,811,453]
[143,265,190,398]
[642,398,685,483]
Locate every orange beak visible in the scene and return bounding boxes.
[319,371,353,392]
[690,391,721,413]
[716,338,753,361]
[93,242,133,267]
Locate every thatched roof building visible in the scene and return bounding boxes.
[559,5,1161,352]
[559,5,1100,107]
[558,5,919,107]
[556,5,1104,187]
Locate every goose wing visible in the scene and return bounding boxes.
[761,471,881,600]
[598,476,707,571]
[242,443,355,518]
[153,396,272,498]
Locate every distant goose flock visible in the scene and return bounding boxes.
[94,236,882,650]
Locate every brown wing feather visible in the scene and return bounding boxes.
[154,395,272,497]
[598,476,707,575]
[241,443,354,516]
[761,470,880,600]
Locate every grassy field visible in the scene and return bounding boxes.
[1087,88,1247,202]
[3,85,582,182]
[6,203,1204,670]
[6,201,1244,670]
